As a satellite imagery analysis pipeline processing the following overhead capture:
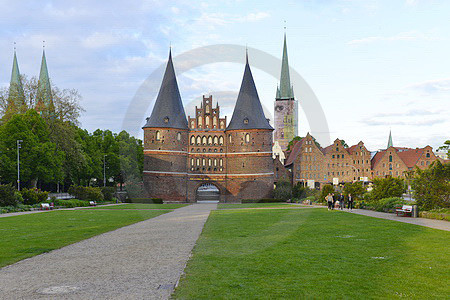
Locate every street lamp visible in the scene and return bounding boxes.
[17,140,23,191]
[103,155,107,187]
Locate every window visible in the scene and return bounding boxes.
[426,161,429,165]
[213,117,217,128]
[196,136,201,145]
[202,158,206,166]
[196,158,200,165]
[177,132,181,141]
[229,134,232,143]
[245,133,250,143]
[426,153,430,158]
[206,105,210,113]
[208,158,212,166]
[213,136,218,145]
[219,158,223,167]
[202,136,207,145]
[243,117,249,124]
[156,131,161,141]
[205,116,210,127]
[214,159,218,167]
[198,117,202,127]
[219,136,224,145]
[332,155,335,158]
[342,154,344,158]
[208,136,212,145]
[191,158,194,166]
[389,155,392,162]
[389,164,392,170]
[191,121,195,129]
[190,136,195,145]
[337,155,340,158]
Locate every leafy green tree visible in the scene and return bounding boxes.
[0,110,64,188]
[320,184,335,203]
[438,140,450,157]
[371,177,405,202]
[274,179,292,201]
[343,181,365,200]
[287,136,302,152]
[340,139,349,148]
[413,161,450,210]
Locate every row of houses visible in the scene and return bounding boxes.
[273,132,448,189]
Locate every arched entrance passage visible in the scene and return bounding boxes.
[196,183,220,203]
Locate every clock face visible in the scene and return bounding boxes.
[275,105,284,112]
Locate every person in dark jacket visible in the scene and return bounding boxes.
[339,193,345,210]
[332,193,337,210]
[348,193,354,211]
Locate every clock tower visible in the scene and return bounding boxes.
[274,33,298,151]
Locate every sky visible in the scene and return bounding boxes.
[0,0,448,151]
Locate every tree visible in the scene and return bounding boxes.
[287,136,302,152]
[340,139,349,148]
[371,177,405,201]
[343,181,365,200]
[0,75,84,125]
[438,140,450,157]
[274,179,292,201]
[413,161,450,210]
[0,110,64,188]
[320,184,335,203]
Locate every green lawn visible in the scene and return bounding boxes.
[0,209,168,268]
[218,203,300,209]
[88,203,189,210]
[173,208,450,299]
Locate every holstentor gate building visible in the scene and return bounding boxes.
[143,51,274,202]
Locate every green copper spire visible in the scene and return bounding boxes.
[387,130,393,148]
[278,33,294,99]
[8,50,25,107]
[36,50,54,114]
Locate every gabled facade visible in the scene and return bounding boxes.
[143,51,274,202]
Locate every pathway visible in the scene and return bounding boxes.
[349,209,450,231]
[0,203,216,299]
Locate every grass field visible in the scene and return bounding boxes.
[88,203,189,210]
[218,203,300,209]
[0,209,168,268]
[173,208,450,299]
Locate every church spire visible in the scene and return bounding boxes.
[143,49,188,129]
[278,33,294,99]
[36,49,55,115]
[387,130,393,148]
[8,49,25,109]
[227,53,273,130]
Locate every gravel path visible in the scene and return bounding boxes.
[0,203,216,299]
[348,209,450,231]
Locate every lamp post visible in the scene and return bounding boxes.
[103,155,107,187]
[17,140,23,191]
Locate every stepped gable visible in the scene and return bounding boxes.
[143,50,188,130]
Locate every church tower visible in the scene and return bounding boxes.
[274,33,298,151]
[6,49,26,113]
[35,50,55,116]
[226,53,274,201]
[143,50,189,201]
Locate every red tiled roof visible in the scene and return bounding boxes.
[371,151,385,169]
[284,138,305,166]
[321,144,333,155]
[397,148,423,168]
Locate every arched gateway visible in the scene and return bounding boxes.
[196,183,220,203]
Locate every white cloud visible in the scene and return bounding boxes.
[347,30,437,45]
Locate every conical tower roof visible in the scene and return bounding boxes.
[143,50,188,129]
[36,50,54,112]
[387,130,393,148]
[8,50,25,107]
[277,33,294,99]
[227,54,273,131]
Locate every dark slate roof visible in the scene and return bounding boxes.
[226,57,273,131]
[143,50,188,130]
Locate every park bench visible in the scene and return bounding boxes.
[40,203,53,210]
[89,201,96,206]
[395,205,413,217]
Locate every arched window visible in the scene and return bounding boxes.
[208,136,212,145]
[228,135,232,143]
[426,153,430,158]
[220,121,224,129]
[202,136,207,145]
[190,136,195,145]
[198,116,202,127]
[213,136,218,145]
[219,136,224,145]
[177,132,181,141]
[191,158,194,166]
[206,105,210,113]
[213,117,217,127]
[205,116,210,128]
[389,164,392,170]
[156,131,161,141]
[202,158,206,166]
[389,155,393,162]
[191,121,195,128]
[219,158,223,167]
[214,159,218,166]
[245,133,250,143]
[208,158,212,166]
[196,136,201,145]
[196,158,200,166]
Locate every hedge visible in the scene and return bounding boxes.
[127,198,164,204]
[68,185,104,202]
[53,199,91,208]
[242,198,283,203]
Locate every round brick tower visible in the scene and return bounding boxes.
[143,50,188,202]
[225,55,274,202]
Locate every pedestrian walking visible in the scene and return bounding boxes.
[326,193,333,210]
[339,193,345,210]
[348,193,353,211]
[332,193,337,210]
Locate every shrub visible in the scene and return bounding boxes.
[68,185,104,202]
[20,188,49,205]
[371,177,405,202]
[274,179,292,201]
[0,184,21,207]
[127,198,163,204]
[413,161,450,210]
[343,182,365,200]
[53,199,90,208]
[374,197,407,213]
[101,186,115,202]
